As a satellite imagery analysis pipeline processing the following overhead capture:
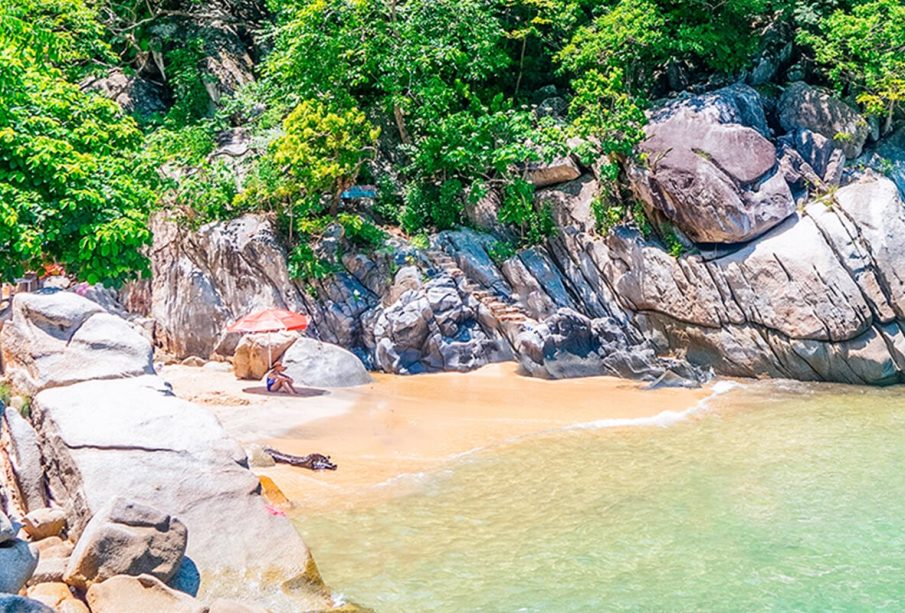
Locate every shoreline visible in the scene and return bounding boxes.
[162,362,716,512]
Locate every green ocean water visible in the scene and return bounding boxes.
[296,380,905,612]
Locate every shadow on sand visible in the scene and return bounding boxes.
[241,386,329,398]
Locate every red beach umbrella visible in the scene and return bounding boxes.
[227,308,310,334]
[227,308,310,369]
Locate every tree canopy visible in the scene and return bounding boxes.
[1,0,901,284]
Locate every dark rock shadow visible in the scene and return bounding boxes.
[241,386,328,398]
[168,557,201,596]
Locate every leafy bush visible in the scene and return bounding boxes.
[800,0,904,132]
[0,2,156,285]
[487,240,517,264]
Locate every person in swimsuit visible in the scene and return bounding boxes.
[265,361,298,395]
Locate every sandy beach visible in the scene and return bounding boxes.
[161,362,710,512]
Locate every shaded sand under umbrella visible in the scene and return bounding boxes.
[226,308,310,370]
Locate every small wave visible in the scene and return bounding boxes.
[566,378,742,431]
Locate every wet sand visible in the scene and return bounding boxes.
[161,362,709,512]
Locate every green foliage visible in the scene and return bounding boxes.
[800,0,904,125]
[287,243,335,281]
[0,1,155,285]
[336,213,387,250]
[0,382,10,406]
[161,38,213,125]
[486,239,518,264]
[410,233,430,250]
[591,195,625,233]
[498,178,556,246]
[246,100,379,220]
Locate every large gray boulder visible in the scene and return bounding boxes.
[601,175,905,384]
[81,68,167,120]
[630,85,795,243]
[778,81,870,159]
[281,338,372,387]
[146,214,311,360]
[0,292,153,395]
[372,275,506,375]
[64,497,187,589]
[29,376,332,610]
[0,539,38,594]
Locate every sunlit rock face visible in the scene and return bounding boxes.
[628,84,795,244]
[0,292,154,395]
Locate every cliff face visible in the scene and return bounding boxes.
[134,84,905,385]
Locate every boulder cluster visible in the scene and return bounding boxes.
[0,292,352,612]
[117,80,905,386]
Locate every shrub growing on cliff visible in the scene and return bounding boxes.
[800,0,904,133]
[241,100,380,224]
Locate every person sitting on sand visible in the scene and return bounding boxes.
[266,361,298,395]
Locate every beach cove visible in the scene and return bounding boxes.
[166,365,905,611]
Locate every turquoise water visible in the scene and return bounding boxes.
[296,381,905,612]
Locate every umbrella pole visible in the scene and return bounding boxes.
[268,332,273,370]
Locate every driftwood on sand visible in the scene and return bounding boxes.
[263,447,337,471]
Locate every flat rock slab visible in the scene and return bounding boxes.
[31,376,331,610]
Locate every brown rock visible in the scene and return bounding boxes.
[232,331,298,380]
[86,575,206,613]
[57,601,90,613]
[26,582,72,608]
[28,556,67,585]
[31,537,74,560]
[22,508,67,540]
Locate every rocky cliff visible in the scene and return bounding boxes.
[130,82,905,386]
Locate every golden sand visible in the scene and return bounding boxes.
[163,362,708,513]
